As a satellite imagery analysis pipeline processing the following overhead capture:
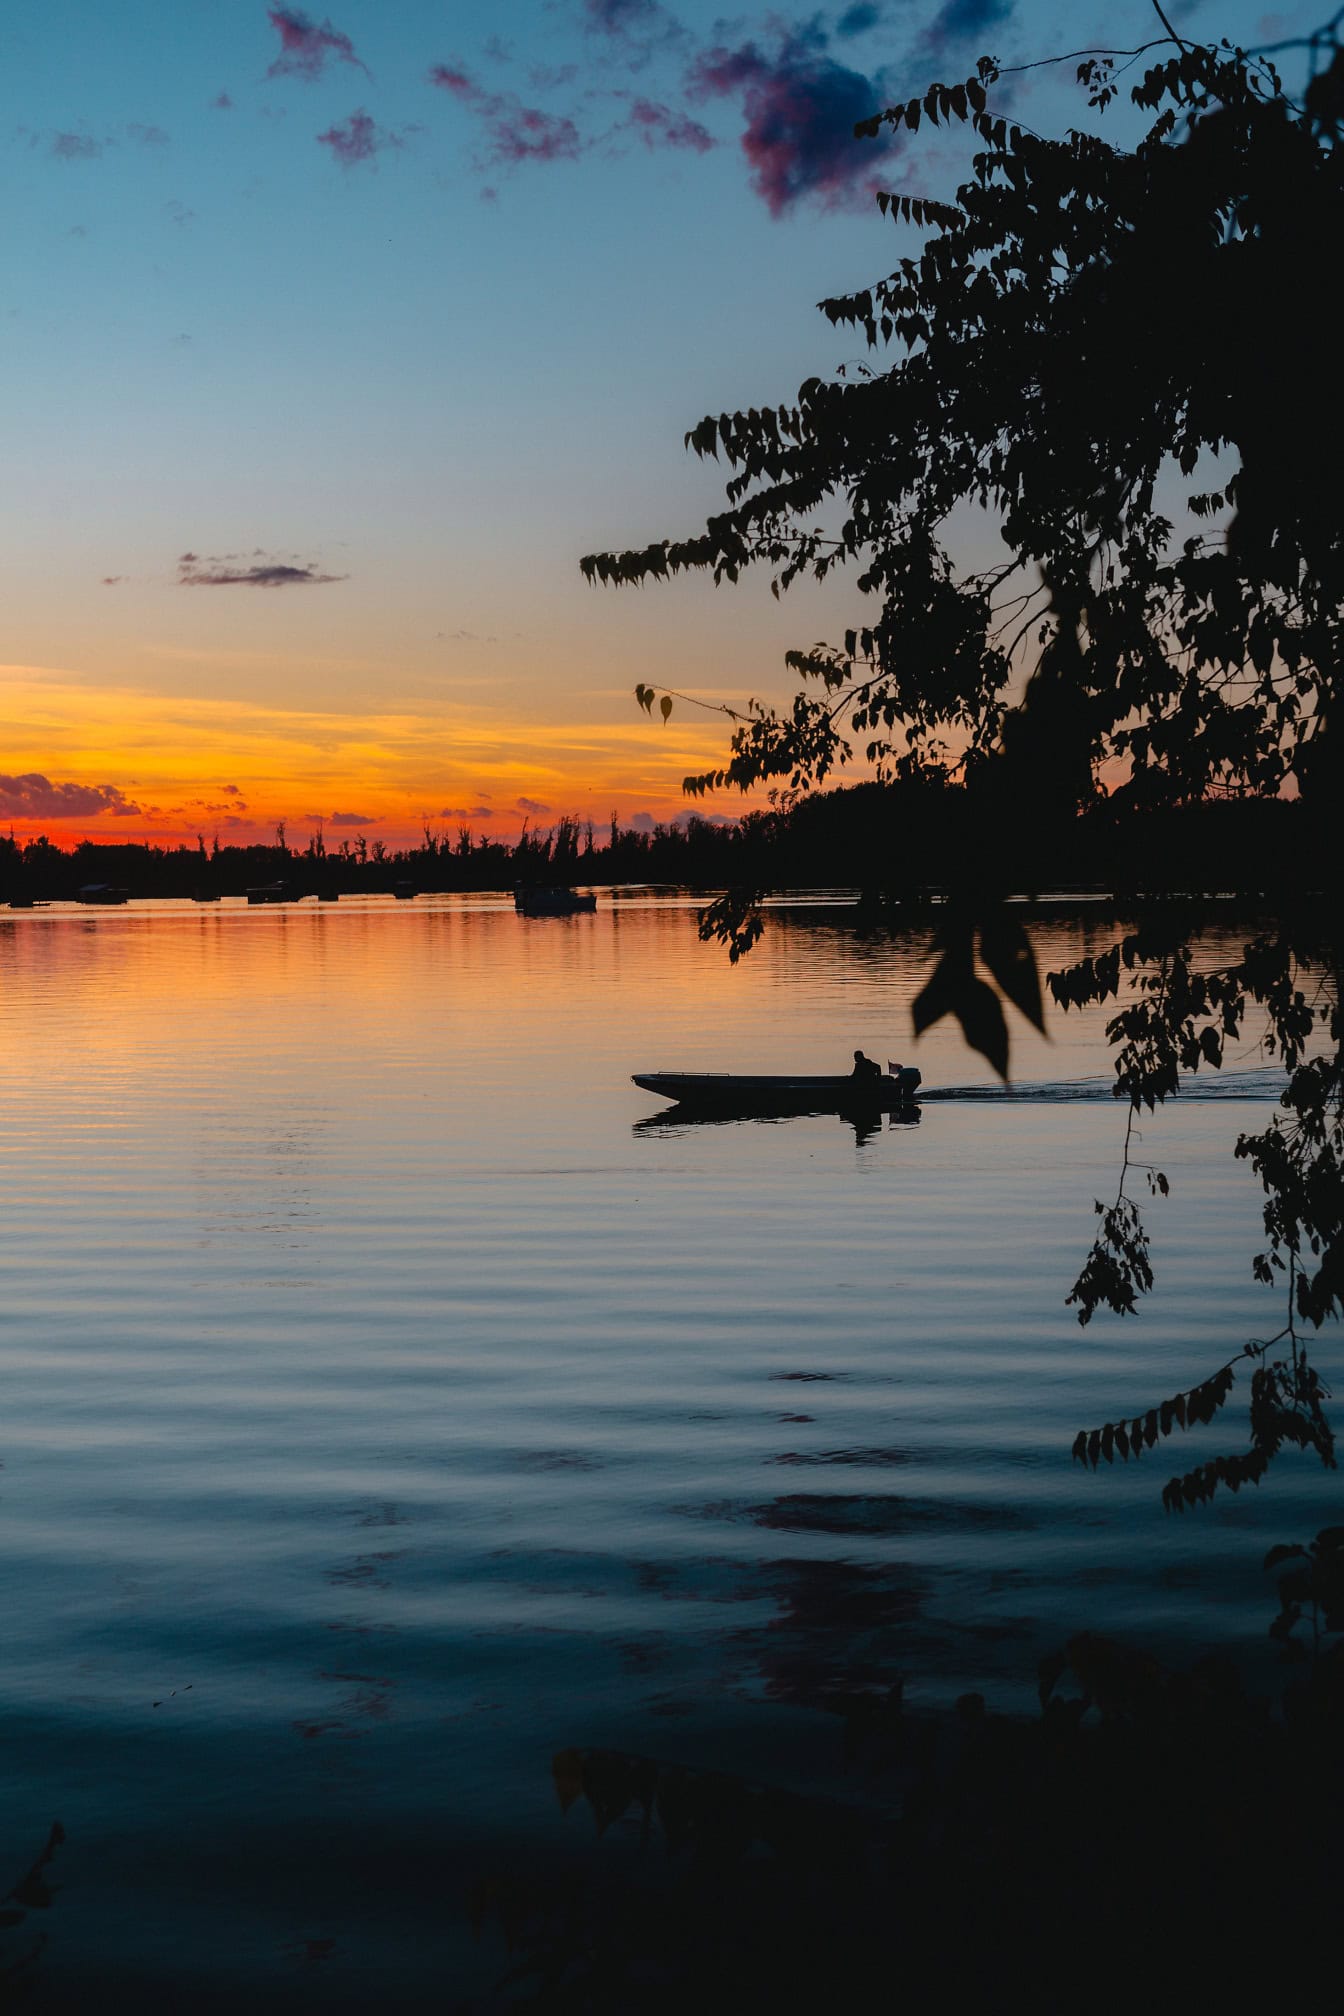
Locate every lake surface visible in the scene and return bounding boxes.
[0,895,1335,2004]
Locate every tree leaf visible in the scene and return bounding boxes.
[978,914,1046,1031]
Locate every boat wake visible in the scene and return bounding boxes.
[919,1066,1285,1104]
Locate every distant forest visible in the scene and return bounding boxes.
[0,782,1317,905]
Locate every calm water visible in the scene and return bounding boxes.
[0,896,1335,2003]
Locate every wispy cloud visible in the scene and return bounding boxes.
[266,7,369,82]
[622,97,714,153]
[329,809,378,825]
[0,772,141,820]
[429,64,583,165]
[51,131,103,160]
[177,550,347,588]
[316,108,402,168]
[127,122,170,146]
[440,804,494,820]
[582,0,687,68]
[515,795,551,815]
[687,23,892,216]
[835,3,885,37]
[918,0,1016,61]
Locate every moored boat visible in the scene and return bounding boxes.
[633,1066,922,1113]
[75,883,130,905]
[515,886,597,915]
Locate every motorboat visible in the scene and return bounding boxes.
[515,886,597,915]
[632,1064,922,1115]
[75,883,129,905]
[246,882,293,905]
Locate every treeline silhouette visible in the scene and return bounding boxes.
[0,783,1316,904]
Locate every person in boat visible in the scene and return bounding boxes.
[851,1049,883,1084]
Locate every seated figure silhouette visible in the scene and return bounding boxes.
[850,1049,882,1084]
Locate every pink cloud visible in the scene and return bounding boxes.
[428,64,582,166]
[624,98,714,153]
[687,26,892,216]
[266,8,369,82]
[316,108,401,168]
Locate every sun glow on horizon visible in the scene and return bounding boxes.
[0,664,755,849]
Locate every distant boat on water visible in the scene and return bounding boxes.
[76,883,129,906]
[633,1066,923,1116]
[246,882,293,906]
[514,886,597,916]
[393,881,416,900]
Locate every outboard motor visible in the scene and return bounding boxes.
[888,1062,922,1099]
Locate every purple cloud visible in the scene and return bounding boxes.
[223,783,244,797]
[0,773,141,821]
[266,8,369,82]
[623,98,715,153]
[429,64,583,165]
[316,108,401,167]
[51,132,103,160]
[440,804,494,820]
[127,122,170,145]
[687,27,891,216]
[329,810,378,825]
[515,796,552,816]
[178,551,347,587]
[583,0,685,67]
[919,0,1016,56]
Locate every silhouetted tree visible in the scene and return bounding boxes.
[584,14,1344,1510]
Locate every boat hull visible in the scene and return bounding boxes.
[633,1070,921,1114]
[515,888,597,915]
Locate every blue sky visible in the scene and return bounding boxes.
[0,1,1315,841]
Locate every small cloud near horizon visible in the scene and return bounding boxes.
[1,772,141,821]
[440,804,495,821]
[177,550,347,587]
[515,795,551,816]
[266,7,370,82]
[329,810,378,825]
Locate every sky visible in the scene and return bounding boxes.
[1,0,1313,848]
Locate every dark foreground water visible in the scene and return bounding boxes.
[0,896,1335,2003]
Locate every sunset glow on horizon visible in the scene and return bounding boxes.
[3,0,1304,851]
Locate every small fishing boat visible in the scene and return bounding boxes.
[633,1065,922,1114]
[515,886,597,916]
[75,883,130,905]
[246,881,293,906]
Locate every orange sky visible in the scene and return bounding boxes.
[0,661,758,849]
